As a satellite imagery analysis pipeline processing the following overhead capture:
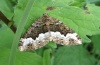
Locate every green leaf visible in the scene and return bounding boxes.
[0,0,14,19]
[15,51,43,65]
[70,0,85,7]
[14,0,100,45]
[47,5,100,42]
[43,49,51,65]
[86,0,100,3]
[0,47,42,65]
[0,22,14,48]
[14,0,100,43]
[53,45,95,65]
[14,0,81,31]
[46,42,57,49]
[97,61,100,65]
[87,4,100,18]
[0,47,10,65]
[91,35,100,54]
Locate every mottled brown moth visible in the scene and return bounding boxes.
[19,14,82,51]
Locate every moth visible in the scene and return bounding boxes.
[19,14,82,51]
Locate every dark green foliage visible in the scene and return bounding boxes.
[0,0,100,65]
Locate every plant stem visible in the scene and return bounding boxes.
[7,0,35,65]
[43,49,51,65]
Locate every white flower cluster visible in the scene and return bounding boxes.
[19,31,82,51]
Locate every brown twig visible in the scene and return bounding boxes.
[0,11,16,33]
